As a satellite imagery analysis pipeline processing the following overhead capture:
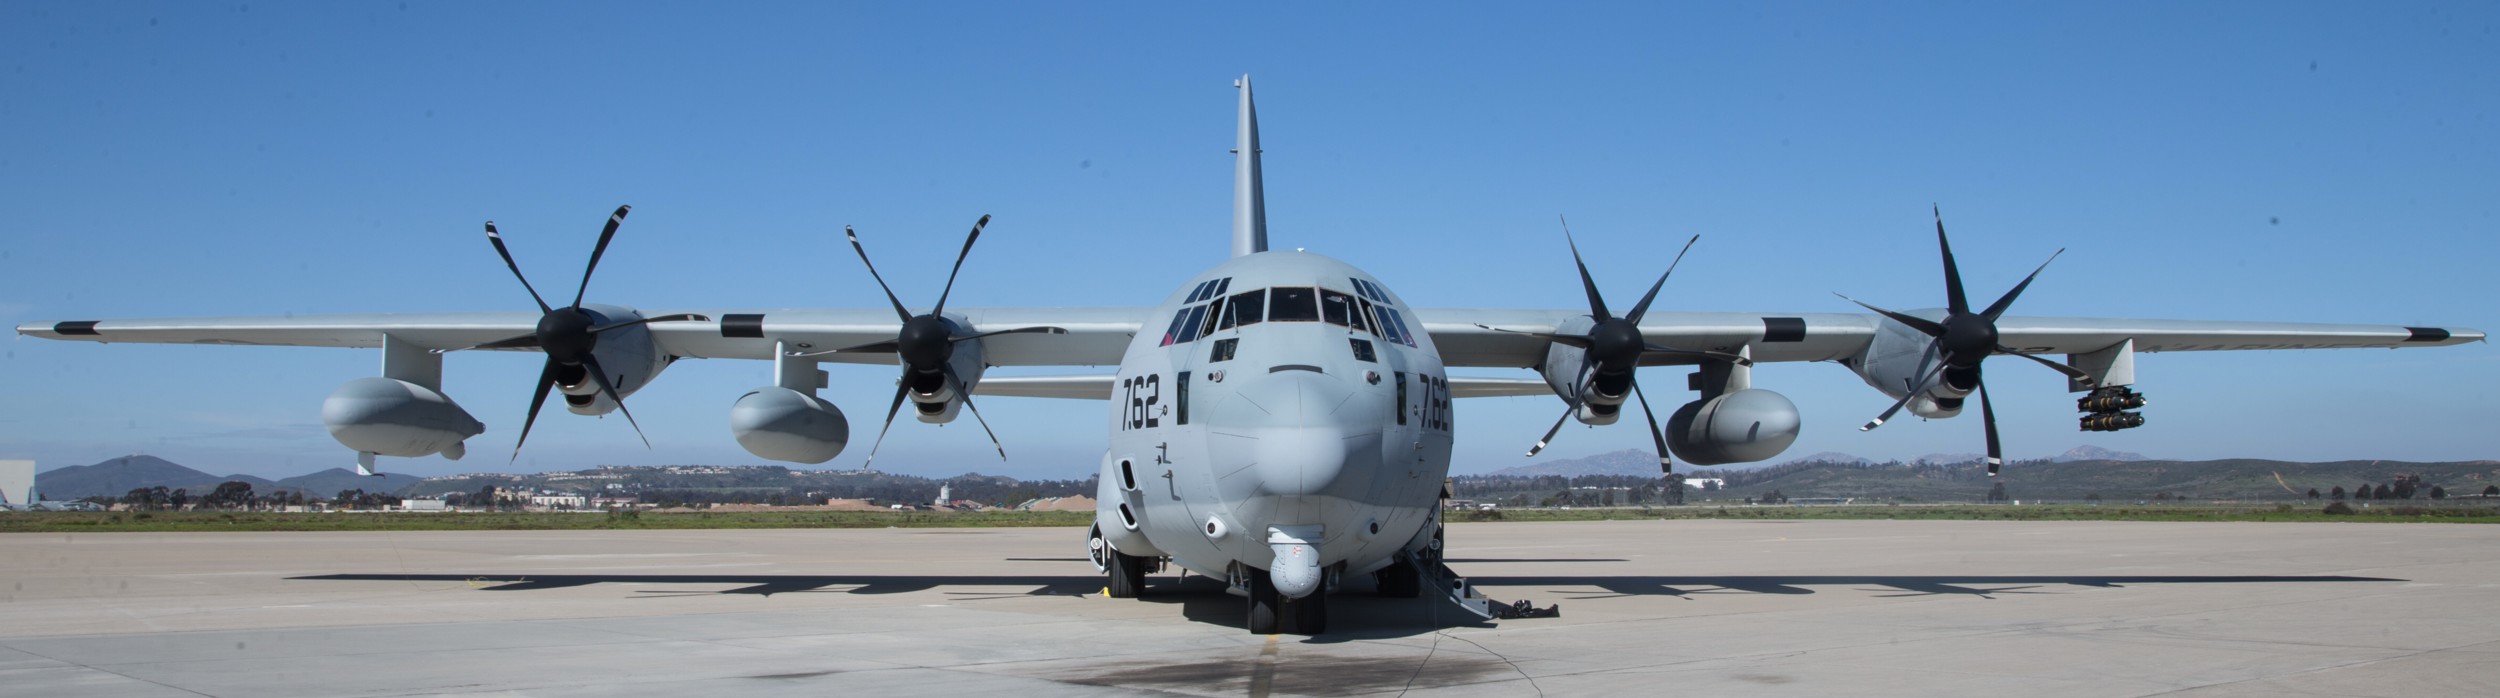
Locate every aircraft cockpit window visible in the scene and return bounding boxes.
[1373,304,1405,344]
[1349,338,1377,362]
[1352,278,1384,302]
[1356,298,1379,336]
[1210,338,1238,362]
[1269,287,1319,321]
[1229,289,1266,327]
[1376,306,1417,347]
[1197,296,1226,337]
[1216,296,1240,330]
[1176,304,1211,343]
[1159,307,1195,346]
[1185,280,1213,303]
[1212,277,1231,297]
[1346,296,1371,333]
[1320,289,1355,326]
[1365,280,1399,306]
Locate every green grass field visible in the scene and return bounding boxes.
[5,501,2496,533]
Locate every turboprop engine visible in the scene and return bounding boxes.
[322,377,484,460]
[547,304,675,417]
[729,387,850,464]
[1665,389,1800,466]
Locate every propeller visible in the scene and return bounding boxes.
[1482,216,1752,474]
[1838,206,2095,475]
[799,215,1066,467]
[444,205,710,460]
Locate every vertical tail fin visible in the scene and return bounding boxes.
[1232,75,1268,257]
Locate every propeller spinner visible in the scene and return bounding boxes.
[1838,206,2095,475]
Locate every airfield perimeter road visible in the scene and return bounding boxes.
[2,519,2494,697]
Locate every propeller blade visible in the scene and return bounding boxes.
[1935,205,1969,315]
[1473,324,1593,349]
[1561,216,1613,320]
[436,333,541,354]
[1861,342,1943,431]
[1641,344,1754,367]
[947,367,1009,461]
[846,226,916,323]
[1526,362,1593,457]
[572,205,629,309]
[1980,249,2065,321]
[950,325,1069,343]
[930,214,990,317]
[484,222,553,314]
[1633,380,1673,475]
[1994,345,2096,385]
[577,354,651,449]
[1525,405,1577,459]
[861,381,910,469]
[587,313,712,334]
[1835,293,1948,337]
[1624,235,1700,325]
[1978,380,2002,476]
[510,359,560,461]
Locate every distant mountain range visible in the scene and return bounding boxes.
[34,456,423,500]
[1482,449,1663,478]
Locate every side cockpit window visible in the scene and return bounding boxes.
[1163,277,1236,346]
[1160,307,1194,346]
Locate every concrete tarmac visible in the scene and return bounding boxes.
[2,519,2495,697]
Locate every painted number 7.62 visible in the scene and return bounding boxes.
[1122,374,1161,430]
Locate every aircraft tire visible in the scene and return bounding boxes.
[1246,569,1281,634]
[1285,589,1328,634]
[1376,562,1421,598]
[1106,549,1146,598]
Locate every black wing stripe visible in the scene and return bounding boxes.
[721,314,766,339]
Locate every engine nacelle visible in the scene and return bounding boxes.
[1666,388,1801,466]
[1534,316,1623,425]
[729,387,850,464]
[323,377,484,458]
[559,304,674,416]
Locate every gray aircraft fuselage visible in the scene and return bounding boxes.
[1096,250,1451,598]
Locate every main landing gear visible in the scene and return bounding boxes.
[1090,524,1155,598]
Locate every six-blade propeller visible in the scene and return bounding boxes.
[1481,217,1753,474]
[794,215,1066,467]
[1837,206,2095,475]
[444,205,709,460]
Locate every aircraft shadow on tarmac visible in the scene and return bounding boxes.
[289,564,2400,638]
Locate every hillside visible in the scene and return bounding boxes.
[35,456,277,499]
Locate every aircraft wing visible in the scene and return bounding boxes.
[15,307,1150,367]
[1417,308,2483,368]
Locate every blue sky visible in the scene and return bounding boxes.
[4,2,2494,481]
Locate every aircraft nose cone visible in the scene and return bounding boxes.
[1253,424,1347,496]
[1219,368,1364,497]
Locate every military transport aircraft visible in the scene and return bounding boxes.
[16,76,2483,634]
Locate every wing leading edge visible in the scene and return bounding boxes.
[1419,308,2481,369]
